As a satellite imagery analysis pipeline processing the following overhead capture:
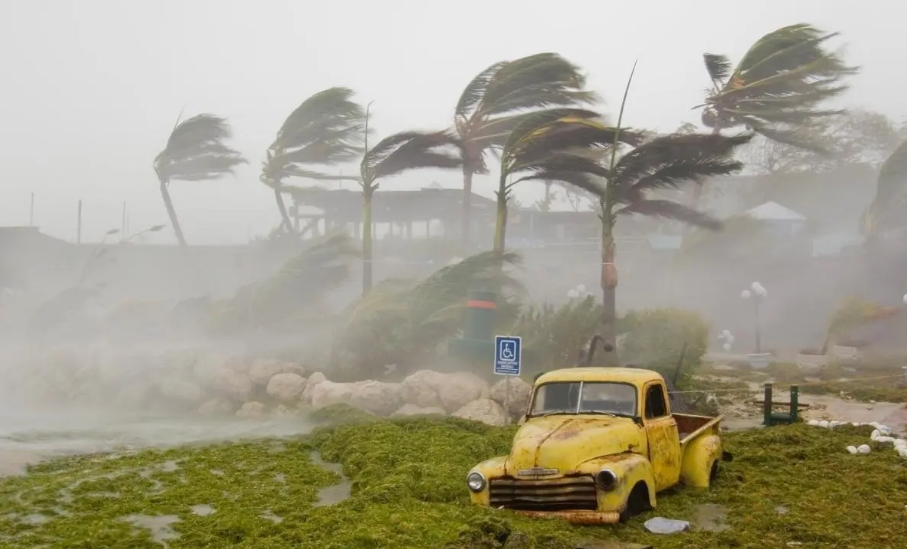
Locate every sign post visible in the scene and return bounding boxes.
[494,336,522,425]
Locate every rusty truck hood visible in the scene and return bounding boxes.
[506,415,644,475]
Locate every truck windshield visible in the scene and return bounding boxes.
[529,382,637,417]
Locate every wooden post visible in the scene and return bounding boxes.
[790,385,799,423]
[762,383,773,426]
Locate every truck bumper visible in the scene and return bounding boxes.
[516,510,621,524]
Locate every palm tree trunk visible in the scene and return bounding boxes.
[687,125,724,213]
[461,168,473,252]
[493,177,508,254]
[274,187,293,232]
[599,200,619,365]
[159,179,187,246]
[362,189,374,295]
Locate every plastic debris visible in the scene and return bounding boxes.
[644,517,691,534]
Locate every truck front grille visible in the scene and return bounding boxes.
[489,476,597,511]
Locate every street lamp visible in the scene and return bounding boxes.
[718,329,735,352]
[742,281,768,367]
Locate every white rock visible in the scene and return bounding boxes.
[214,368,254,401]
[846,446,858,455]
[871,429,881,440]
[894,439,907,448]
[808,420,820,426]
[877,436,895,444]
[392,404,447,417]
[198,398,234,416]
[236,401,266,418]
[490,378,532,416]
[400,370,446,408]
[857,444,871,454]
[818,420,830,428]
[310,380,356,409]
[266,373,308,403]
[350,381,402,415]
[452,398,506,426]
[249,358,305,386]
[301,372,327,405]
[437,373,490,412]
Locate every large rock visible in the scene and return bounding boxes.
[266,373,308,403]
[400,370,445,408]
[438,373,490,413]
[310,380,357,409]
[213,368,254,401]
[198,397,235,416]
[301,372,327,405]
[160,378,204,403]
[236,401,266,418]
[350,381,402,415]
[490,377,533,416]
[393,404,447,417]
[453,399,507,426]
[249,358,306,386]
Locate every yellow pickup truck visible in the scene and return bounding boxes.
[466,367,726,524]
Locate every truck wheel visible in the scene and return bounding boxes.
[619,482,651,523]
[709,460,719,484]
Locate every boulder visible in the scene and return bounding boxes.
[393,404,447,417]
[249,358,305,386]
[274,404,299,417]
[213,368,254,401]
[266,373,308,403]
[350,381,402,415]
[198,397,235,416]
[400,369,445,408]
[438,372,490,412]
[490,377,533,416]
[453,399,507,426]
[310,380,357,409]
[236,401,266,418]
[301,372,328,405]
[160,378,204,403]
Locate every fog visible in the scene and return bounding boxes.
[2,0,907,470]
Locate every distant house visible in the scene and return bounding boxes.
[742,201,807,237]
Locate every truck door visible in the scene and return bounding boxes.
[643,382,682,491]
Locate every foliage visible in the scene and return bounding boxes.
[331,251,524,379]
[510,296,603,375]
[699,23,859,150]
[676,215,775,266]
[359,130,463,194]
[206,233,359,335]
[5,419,907,548]
[863,136,907,239]
[619,308,710,379]
[822,296,899,351]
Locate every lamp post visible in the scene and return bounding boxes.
[742,281,768,368]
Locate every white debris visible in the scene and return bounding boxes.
[857,444,871,454]
[846,446,858,455]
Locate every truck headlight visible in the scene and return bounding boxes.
[466,471,486,492]
[596,468,618,491]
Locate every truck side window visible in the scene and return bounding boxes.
[645,384,668,419]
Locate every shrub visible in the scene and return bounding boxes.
[510,296,603,376]
[618,308,709,380]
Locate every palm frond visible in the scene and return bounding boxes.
[612,133,751,195]
[616,200,722,230]
[154,114,246,182]
[360,130,463,186]
[455,61,506,119]
[500,108,605,164]
[703,53,732,85]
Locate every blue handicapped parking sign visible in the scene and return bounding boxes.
[494,336,522,376]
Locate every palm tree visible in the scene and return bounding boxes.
[153,114,246,246]
[862,137,907,242]
[358,119,464,294]
[494,108,643,252]
[692,23,859,209]
[454,52,599,250]
[261,87,365,231]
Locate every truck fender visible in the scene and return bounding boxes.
[680,434,722,489]
[579,453,656,511]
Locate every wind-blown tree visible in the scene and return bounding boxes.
[153,114,246,245]
[358,122,463,294]
[454,52,599,250]
[261,87,365,231]
[693,23,858,208]
[862,137,907,242]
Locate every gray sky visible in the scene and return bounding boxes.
[1,0,904,244]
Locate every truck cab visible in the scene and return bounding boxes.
[466,367,723,524]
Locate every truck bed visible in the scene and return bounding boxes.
[675,413,722,445]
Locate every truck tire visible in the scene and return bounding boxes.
[619,482,651,523]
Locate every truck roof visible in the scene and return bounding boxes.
[534,367,665,386]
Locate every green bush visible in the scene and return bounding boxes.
[510,296,603,376]
[619,308,709,380]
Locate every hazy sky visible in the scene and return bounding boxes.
[1,0,905,244]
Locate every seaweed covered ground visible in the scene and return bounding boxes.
[2,410,907,549]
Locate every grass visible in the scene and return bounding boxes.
[2,411,907,548]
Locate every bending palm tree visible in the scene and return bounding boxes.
[261,87,365,232]
[862,137,907,242]
[692,23,858,208]
[358,121,463,294]
[153,114,246,246]
[454,52,599,250]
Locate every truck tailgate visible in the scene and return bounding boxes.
[675,413,722,446]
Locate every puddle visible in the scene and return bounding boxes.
[190,504,216,517]
[692,503,730,533]
[776,505,789,515]
[308,450,351,506]
[122,514,180,547]
[209,469,225,476]
[273,473,286,484]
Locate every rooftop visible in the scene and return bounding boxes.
[535,367,663,386]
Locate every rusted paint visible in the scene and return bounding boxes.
[517,510,621,525]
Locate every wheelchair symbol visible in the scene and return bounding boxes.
[500,341,516,361]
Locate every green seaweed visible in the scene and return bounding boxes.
[2,418,906,549]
